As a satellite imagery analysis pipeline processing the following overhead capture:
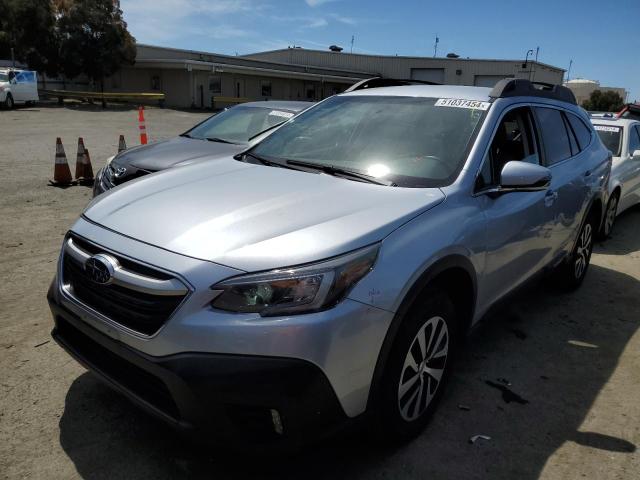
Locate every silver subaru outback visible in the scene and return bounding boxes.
[48,79,610,445]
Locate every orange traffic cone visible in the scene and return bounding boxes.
[118,134,127,153]
[138,106,148,145]
[75,137,86,180]
[78,148,95,185]
[49,138,74,186]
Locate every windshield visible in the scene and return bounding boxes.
[251,95,487,187]
[0,73,8,82]
[186,106,295,143]
[594,125,622,156]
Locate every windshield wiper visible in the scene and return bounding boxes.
[247,122,285,141]
[205,137,238,144]
[286,159,396,186]
[243,152,297,170]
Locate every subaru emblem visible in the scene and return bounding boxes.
[113,166,127,178]
[84,254,117,285]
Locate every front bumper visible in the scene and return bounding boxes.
[49,282,348,445]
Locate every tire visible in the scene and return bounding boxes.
[4,94,14,109]
[377,288,457,440]
[554,212,596,290]
[599,192,619,239]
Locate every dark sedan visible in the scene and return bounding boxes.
[93,100,312,196]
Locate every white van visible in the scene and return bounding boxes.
[0,69,39,109]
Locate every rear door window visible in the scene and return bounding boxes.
[565,113,592,150]
[563,114,579,156]
[534,107,572,166]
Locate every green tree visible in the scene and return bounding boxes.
[0,0,60,77]
[582,90,625,112]
[57,0,136,105]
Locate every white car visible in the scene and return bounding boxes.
[591,118,640,236]
[0,69,39,109]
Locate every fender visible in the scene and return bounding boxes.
[365,254,477,411]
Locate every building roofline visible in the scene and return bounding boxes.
[133,58,366,83]
[135,43,373,77]
[242,47,566,73]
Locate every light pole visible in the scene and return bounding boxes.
[522,49,534,79]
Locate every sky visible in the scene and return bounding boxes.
[120,0,640,102]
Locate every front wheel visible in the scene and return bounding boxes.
[377,288,457,440]
[599,192,619,239]
[4,94,14,109]
[553,213,595,290]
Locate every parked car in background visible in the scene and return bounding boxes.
[93,100,313,196]
[0,69,38,109]
[49,79,609,446]
[591,117,640,236]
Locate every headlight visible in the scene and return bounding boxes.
[211,244,379,316]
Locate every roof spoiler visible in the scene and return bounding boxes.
[489,79,577,105]
[345,76,441,92]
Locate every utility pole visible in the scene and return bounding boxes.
[433,35,439,57]
[350,35,354,54]
[11,47,15,68]
[566,59,573,82]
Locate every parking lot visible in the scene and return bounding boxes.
[1,103,639,479]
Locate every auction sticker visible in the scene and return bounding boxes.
[593,125,620,132]
[269,110,295,119]
[435,98,491,110]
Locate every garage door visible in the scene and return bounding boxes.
[474,75,513,87]
[411,68,445,84]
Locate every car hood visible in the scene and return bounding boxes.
[114,136,247,171]
[83,158,445,271]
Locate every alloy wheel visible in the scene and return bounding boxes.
[604,196,618,237]
[398,316,449,421]
[574,222,593,279]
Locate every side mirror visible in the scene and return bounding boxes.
[499,161,551,191]
[632,149,640,160]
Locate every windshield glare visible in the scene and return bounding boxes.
[252,95,486,187]
[187,106,294,143]
[594,125,622,157]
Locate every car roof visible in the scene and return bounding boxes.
[238,100,314,112]
[340,84,493,102]
[590,117,639,127]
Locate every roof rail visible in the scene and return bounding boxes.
[345,76,441,92]
[489,79,577,105]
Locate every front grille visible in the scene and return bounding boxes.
[62,235,187,336]
[55,317,180,420]
[106,164,152,186]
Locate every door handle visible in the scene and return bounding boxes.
[584,170,592,177]
[544,190,558,207]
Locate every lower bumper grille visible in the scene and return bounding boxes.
[55,317,179,420]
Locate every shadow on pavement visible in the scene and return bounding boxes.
[58,229,640,479]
